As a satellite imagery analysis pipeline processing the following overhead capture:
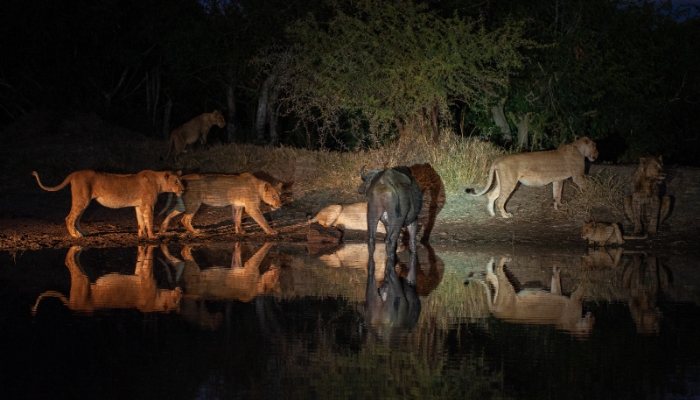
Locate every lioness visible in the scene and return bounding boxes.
[32,169,184,238]
[32,246,182,314]
[308,202,387,234]
[467,257,595,336]
[581,221,646,247]
[465,137,598,218]
[166,110,226,161]
[159,173,282,235]
[623,156,671,234]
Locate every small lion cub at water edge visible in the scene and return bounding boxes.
[581,221,646,247]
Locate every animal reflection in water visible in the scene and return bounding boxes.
[467,257,595,337]
[316,242,444,296]
[622,253,669,335]
[364,251,421,342]
[159,242,279,330]
[160,242,280,302]
[32,246,182,314]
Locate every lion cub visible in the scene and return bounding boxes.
[581,221,646,247]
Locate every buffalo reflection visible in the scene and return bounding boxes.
[622,253,669,335]
[315,242,444,297]
[364,250,421,342]
[467,257,595,337]
[32,246,182,315]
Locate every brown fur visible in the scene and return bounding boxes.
[624,156,671,234]
[32,246,182,314]
[32,169,184,238]
[466,137,598,218]
[468,257,595,336]
[159,173,282,235]
[166,110,226,161]
[581,221,647,247]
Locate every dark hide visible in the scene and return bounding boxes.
[365,252,421,342]
[359,166,422,266]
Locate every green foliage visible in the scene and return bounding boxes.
[280,0,534,148]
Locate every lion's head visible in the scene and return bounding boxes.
[211,110,226,129]
[573,136,599,162]
[162,171,185,195]
[260,182,283,210]
[637,156,666,184]
[581,221,597,240]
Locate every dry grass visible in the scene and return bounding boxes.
[567,169,629,222]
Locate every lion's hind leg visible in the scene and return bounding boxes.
[66,188,91,238]
[660,195,671,223]
[493,172,516,218]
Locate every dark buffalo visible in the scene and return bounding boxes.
[359,166,422,265]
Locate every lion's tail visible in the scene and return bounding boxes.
[465,164,497,197]
[31,171,73,192]
[31,290,69,315]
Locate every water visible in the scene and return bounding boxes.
[1,242,698,399]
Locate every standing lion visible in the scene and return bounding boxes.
[465,137,598,218]
[166,110,226,161]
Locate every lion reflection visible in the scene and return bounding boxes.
[468,257,594,337]
[32,246,182,315]
[622,253,669,335]
[160,242,280,303]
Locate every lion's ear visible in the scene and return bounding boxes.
[264,182,271,191]
[659,155,663,163]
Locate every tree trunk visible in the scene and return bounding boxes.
[430,100,440,144]
[226,81,237,143]
[508,111,532,150]
[267,86,280,146]
[162,98,172,140]
[491,97,512,142]
[255,76,271,144]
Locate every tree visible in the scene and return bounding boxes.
[275,0,533,149]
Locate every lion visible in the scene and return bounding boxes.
[32,169,184,238]
[308,202,387,234]
[623,156,672,234]
[159,173,282,235]
[581,221,647,247]
[31,246,182,315]
[466,257,595,336]
[166,110,226,161]
[465,137,598,218]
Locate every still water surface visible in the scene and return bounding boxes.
[1,242,698,399]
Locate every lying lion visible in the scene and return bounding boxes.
[32,246,182,315]
[160,173,282,235]
[308,202,386,234]
[32,169,184,238]
[623,156,671,234]
[166,110,226,161]
[467,257,595,336]
[581,221,646,247]
[465,137,598,218]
